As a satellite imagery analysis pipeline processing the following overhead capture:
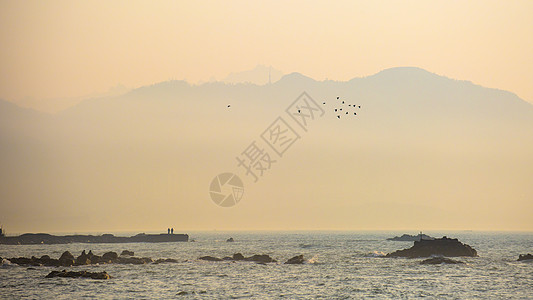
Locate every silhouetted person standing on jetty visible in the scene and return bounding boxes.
[171,228,174,234]
[168,228,170,234]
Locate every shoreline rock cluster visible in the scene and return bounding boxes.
[199,253,306,264]
[45,270,111,280]
[386,236,478,258]
[6,250,177,267]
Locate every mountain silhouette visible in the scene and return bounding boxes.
[1,67,532,231]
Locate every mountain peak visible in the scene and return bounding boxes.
[276,72,316,84]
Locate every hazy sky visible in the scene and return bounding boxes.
[1,0,532,112]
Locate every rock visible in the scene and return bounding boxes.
[59,251,74,261]
[176,291,188,296]
[199,256,222,262]
[387,233,435,241]
[518,254,533,261]
[45,270,110,280]
[40,255,51,261]
[226,237,234,242]
[153,258,178,264]
[285,255,305,264]
[420,257,465,265]
[232,253,245,261]
[58,251,75,266]
[87,251,100,264]
[101,251,118,263]
[117,256,148,265]
[120,250,134,256]
[244,254,276,263]
[386,236,477,258]
[76,250,90,265]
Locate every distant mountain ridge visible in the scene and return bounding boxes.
[1,66,532,232]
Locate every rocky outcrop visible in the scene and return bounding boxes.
[199,256,223,262]
[244,254,276,263]
[0,232,188,245]
[198,253,276,263]
[420,257,465,265]
[45,270,110,280]
[101,251,118,263]
[226,237,234,242]
[7,250,163,267]
[285,255,305,264]
[232,253,245,261]
[518,254,533,261]
[387,233,435,241]
[120,250,134,256]
[386,236,477,258]
[153,258,179,264]
[59,251,75,266]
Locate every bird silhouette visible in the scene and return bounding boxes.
[298,109,301,113]
[323,102,326,105]
[335,108,337,112]
[354,112,357,115]
[337,115,340,119]
[346,112,348,115]
[342,101,344,104]
[337,97,339,99]
[227,105,231,108]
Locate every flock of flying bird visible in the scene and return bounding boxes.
[228,96,361,119]
[328,96,361,119]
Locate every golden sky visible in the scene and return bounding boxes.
[1,0,532,111]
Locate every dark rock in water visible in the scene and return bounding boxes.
[117,256,152,264]
[176,291,188,296]
[387,233,435,241]
[59,251,74,261]
[45,270,111,280]
[120,250,134,256]
[87,251,100,264]
[59,251,75,266]
[518,254,533,261]
[76,250,90,265]
[222,256,233,261]
[285,255,305,264]
[153,258,178,264]
[226,237,234,242]
[386,236,477,258]
[40,255,50,261]
[420,257,465,265]
[199,256,222,262]
[232,253,245,261]
[244,254,276,263]
[101,251,118,263]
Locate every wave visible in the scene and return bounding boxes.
[365,251,386,257]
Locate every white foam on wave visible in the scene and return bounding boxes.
[307,254,319,264]
[366,251,386,257]
[0,258,16,268]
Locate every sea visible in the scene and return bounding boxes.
[1,231,532,299]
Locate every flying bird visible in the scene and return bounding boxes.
[337,97,339,99]
[227,105,231,108]
[337,115,340,119]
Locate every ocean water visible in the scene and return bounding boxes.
[1,231,532,299]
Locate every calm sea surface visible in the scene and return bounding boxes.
[1,231,532,299]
